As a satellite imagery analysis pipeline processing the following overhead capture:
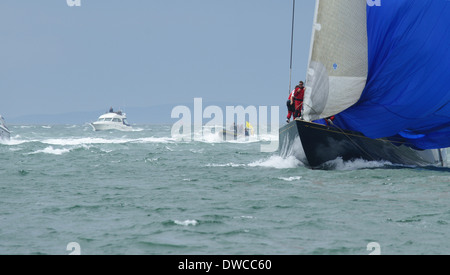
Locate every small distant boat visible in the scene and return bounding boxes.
[90,109,132,131]
[220,122,254,140]
[0,115,10,141]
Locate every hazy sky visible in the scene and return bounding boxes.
[1,0,315,119]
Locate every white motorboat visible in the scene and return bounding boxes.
[0,115,10,141]
[90,110,132,131]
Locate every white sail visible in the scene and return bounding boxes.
[302,0,368,121]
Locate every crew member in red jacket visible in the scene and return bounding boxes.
[286,89,296,122]
[291,81,305,121]
[287,81,306,122]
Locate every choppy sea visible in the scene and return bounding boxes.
[0,124,449,255]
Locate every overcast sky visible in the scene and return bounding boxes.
[0,0,315,119]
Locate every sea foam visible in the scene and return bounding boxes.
[278,176,302,181]
[248,155,302,169]
[174,220,198,226]
[29,146,71,155]
[322,157,391,170]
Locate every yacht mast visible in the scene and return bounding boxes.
[288,0,296,94]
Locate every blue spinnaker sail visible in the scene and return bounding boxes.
[334,0,450,149]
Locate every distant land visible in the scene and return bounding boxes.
[6,101,283,125]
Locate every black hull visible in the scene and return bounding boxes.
[279,120,444,168]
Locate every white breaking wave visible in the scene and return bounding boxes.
[3,136,176,147]
[133,137,175,144]
[206,155,303,169]
[1,139,33,146]
[207,156,389,171]
[42,138,122,146]
[205,163,247,168]
[323,157,391,170]
[189,148,205,154]
[172,125,279,144]
[33,137,175,146]
[174,219,198,226]
[248,155,302,169]
[29,146,71,155]
[278,176,302,181]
